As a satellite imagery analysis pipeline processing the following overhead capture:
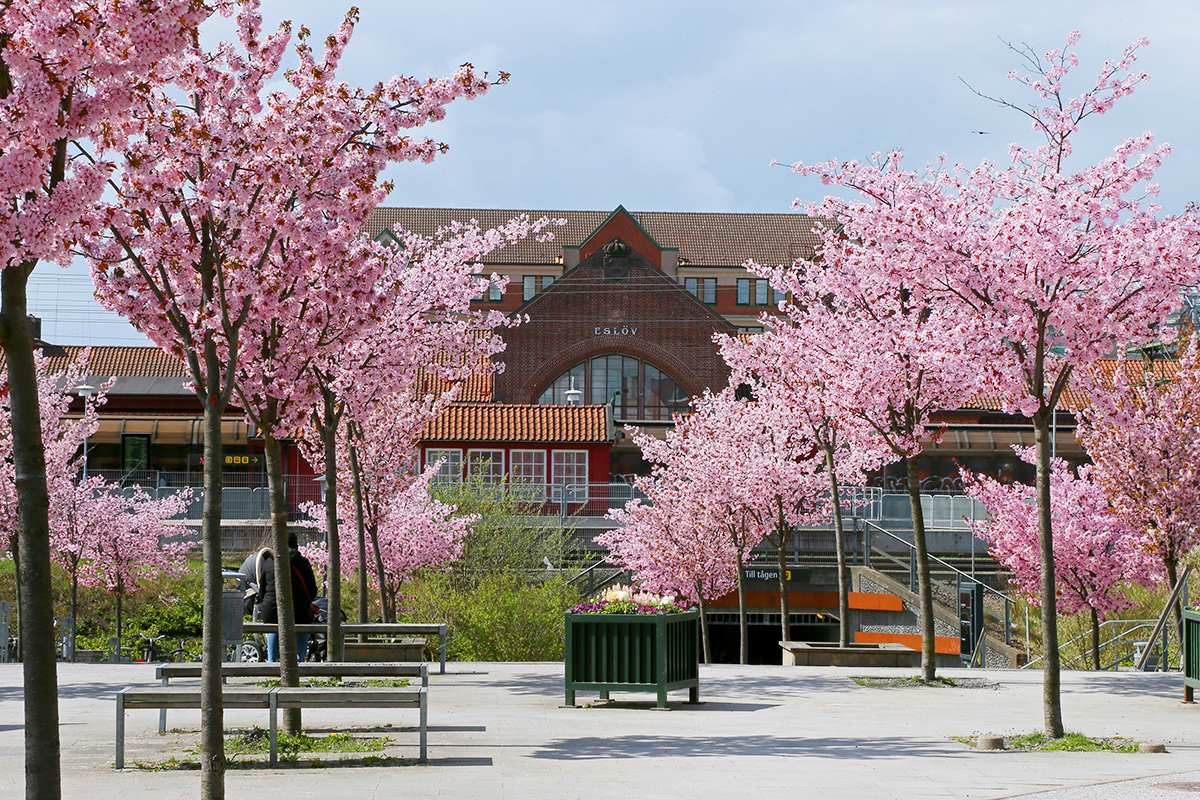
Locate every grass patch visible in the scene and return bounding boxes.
[253,677,411,689]
[226,729,390,760]
[851,676,958,688]
[953,732,1139,752]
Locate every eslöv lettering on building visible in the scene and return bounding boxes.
[594,326,638,336]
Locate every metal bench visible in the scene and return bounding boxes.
[154,661,428,732]
[115,684,427,768]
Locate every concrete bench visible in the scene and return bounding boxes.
[153,662,428,732]
[115,685,426,768]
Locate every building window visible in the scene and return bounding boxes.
[772,287,785,305]
[537,356,691,421]
[542,275,555,291]
[551,450,588,500]
[523,275,537,301]
[737,278,751,305]
[122,434,151,473]
[474,275,503,302]
[467,449,504,484]
[684,277,716,304]
[755,278,769,306]
[510,449,546,500]
[737,326,764,334]
[426,449,463,485]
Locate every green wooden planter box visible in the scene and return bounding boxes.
[564,609,700,708]
[1183,609,1200,701]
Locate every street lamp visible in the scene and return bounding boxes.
[73,381,96,479]
[564,376,583,405]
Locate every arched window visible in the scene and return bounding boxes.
[537,355,691,421]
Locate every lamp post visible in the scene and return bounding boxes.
[315,474,329,597]
[73,381,96,478]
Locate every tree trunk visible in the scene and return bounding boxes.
[320,395,342,662]
[367,523,392,622]
[2,260,62,800]
[905,456,936,681]
[115,576,123,655]
[695,580,711,664]
[1166,556,1182,669]
[349,441,369,642]
[1090,606,1101,671]
[263,432,301,733]
[826,446,851,648]
[734,546,748,665]
[773,516,790,649]
[70,566,78,663]
[199,393,226,797]
[1032,407,1064,738]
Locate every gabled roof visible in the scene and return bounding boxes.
[366,207,824,268]
[421,403,611,444]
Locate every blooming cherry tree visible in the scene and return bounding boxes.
[780,33,1200,734]
[1076,340,1200,649]
[964,450,1159,669]
[598,482,737,662]
[0,4,211,793]
[86,0,507,778]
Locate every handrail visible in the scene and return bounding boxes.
[1021,619,1159,669]
[859,517,1012,648]
[860,519,1010,606]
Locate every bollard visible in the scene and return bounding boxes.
[976,735,1004,750]
[0,600,9,664]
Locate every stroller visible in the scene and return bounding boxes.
[305,597,347,662]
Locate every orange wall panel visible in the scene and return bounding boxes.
[855,631,960,655]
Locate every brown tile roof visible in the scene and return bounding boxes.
[32,343,189,378]
[366,207,825,268]
[421,403,611,444]
[413,367,492,403]
[963,358,1180,413]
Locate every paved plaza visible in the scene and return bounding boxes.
[1,661,1198,799]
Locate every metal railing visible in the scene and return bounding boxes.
[1021,619,1175,672]
[860,518,1012,646]
[88,469,324,522]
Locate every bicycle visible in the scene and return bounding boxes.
[134,634,199,663]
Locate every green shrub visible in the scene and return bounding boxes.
[400,572,580,661]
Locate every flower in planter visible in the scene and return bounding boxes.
[570,584,689,615]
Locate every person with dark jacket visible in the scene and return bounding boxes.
[254,532,319,662]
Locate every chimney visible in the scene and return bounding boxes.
[27,315,41,342]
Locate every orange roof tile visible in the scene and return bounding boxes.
[366,207,824,268]
[422,403,611,444]
[963,358,1180,413]
[4,343,190,378]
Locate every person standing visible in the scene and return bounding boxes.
[255,532,319,662]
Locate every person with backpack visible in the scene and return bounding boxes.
[254,532,319,662]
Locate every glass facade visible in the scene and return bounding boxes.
[537,355,690,421]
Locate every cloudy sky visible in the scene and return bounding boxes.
[37,0,1200,346]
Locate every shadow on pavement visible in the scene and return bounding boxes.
[531,734,960,761]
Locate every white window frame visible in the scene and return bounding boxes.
[510,449,546,500]
[467,449,505,484]
[425,448,463,485]
[551,450,588,501]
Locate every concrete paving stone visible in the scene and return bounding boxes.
[5,662,1200,798]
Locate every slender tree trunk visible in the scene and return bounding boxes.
[1032,408,1064,737]
[1166,556,1182,668]
[368,523,392,622]
[826,447,851,648]
[2,261,62,800]
[199,394,226,797]
[320,396,342,661]
[70,567,78,663]
[115,577,123,655]
[734,546,748,665]
[695,580,711,664]
[773,513,790,648]
[905,456,936,681]
[349,441,369,642]
[1090,607,1101,671]
[263,432,301,733]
